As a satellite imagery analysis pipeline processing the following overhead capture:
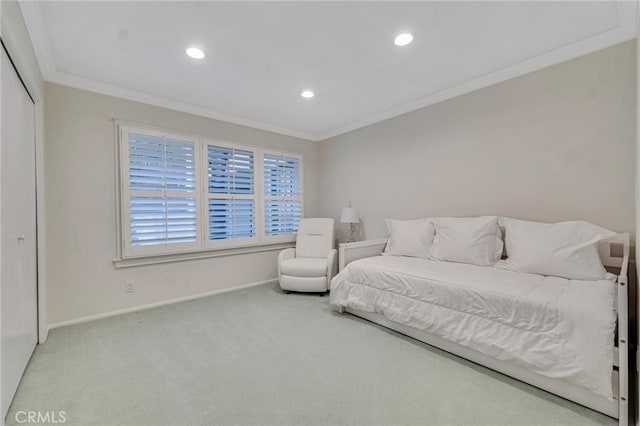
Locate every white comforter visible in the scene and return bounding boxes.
[330,255,617,399]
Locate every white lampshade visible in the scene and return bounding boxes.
[341,207,359,224]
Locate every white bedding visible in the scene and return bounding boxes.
[330,255,617,399]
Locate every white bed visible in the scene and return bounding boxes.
[330,235,629,423]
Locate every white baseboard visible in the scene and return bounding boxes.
[38,325,49,344]
[48,279,277,330]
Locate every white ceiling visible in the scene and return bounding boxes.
[20,1,638,141]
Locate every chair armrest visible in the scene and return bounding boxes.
[326,249,338,289]
[277,248,296,278]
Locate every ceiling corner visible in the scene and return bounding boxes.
[18,0,56,80]
[16,1,637,144]
[16,1,319,143]
[317,0,638,142]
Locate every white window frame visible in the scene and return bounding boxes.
[119,124,204,258]
[262,150,304,245]
[115,121,304,263]
[203,139,260,250]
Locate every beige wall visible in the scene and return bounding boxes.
[45,84,320,325]
[318,41,636,243]
[46,40,636,325]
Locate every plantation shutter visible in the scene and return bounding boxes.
[119,123,305,260]
[206,144,257,244]
[263,153,302,237]
[124,129,200,256]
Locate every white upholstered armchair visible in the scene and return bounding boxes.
[278,218,337,293]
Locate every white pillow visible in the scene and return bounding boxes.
[496,218,615,280]
[383,219,435,259]
[430,216,503,266]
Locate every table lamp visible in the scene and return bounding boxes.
[341,205,359,242]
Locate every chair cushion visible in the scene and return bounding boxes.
[296,218,335,258]
[280,257,328,278]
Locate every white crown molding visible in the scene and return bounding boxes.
[17,1,318,142]
[317,0,638,141]
[46,70,319,141]
[19,0,639,143]
[17,1,56,79]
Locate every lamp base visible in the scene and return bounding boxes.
[347,223,357,243]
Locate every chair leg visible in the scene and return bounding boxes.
[283,290,291,294]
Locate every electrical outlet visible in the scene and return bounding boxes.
[125,281,135,294]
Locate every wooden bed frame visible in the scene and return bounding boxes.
[335,233,630,424]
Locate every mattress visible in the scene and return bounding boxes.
[330,255,617,399]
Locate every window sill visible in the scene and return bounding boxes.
[113,242,295,269]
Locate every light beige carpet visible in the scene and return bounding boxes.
[5,282,616,426]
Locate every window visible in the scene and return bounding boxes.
[263,153,303,238]
[118,123,303,259]
[206,143,257,247]
[122,129,202,257]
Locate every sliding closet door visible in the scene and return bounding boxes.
[0,45,38,418]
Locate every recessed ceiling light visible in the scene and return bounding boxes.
[301,90,314,99]
[186,47,205,59]
[394,33,413,47]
